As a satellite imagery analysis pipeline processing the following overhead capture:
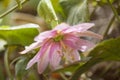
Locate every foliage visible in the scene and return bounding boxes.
[37,0,59,28]
[15,57,28,79]
[0,24,39,46]
[60,0,89,25]
[70,37,120,80]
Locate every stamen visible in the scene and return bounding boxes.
[57,30,61,34]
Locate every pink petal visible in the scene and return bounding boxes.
[48,42,57,58]
[63,34,80,49]
[54,23,70,31]
[64,49,80,63]
[34,30,56,41]
[77,31,103,39]
[20,41,41,54]
[26,39,52,69]
[37,48,50,74]
[62,31,97,57]
[64,23,95,33]
[70,50,80,62]
[49,43,62,70]
[63,39,78,49]
[26,50,41,69]
[77,39,95,52]
[50,52,61,70]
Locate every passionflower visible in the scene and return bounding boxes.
[21,23,102,74]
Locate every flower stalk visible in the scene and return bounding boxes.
[103,15,115,38]
[107,0,120,21]
[0,0,29,18]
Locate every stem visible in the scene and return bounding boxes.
[0,0,29,18]
[15,0,22,9]
[103,15,115,38]
[107,0,120,21]
[4,47,13,80]
[90,5,98,19]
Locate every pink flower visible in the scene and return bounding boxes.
[21,23,102,74]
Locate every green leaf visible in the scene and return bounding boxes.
[53,57,90,73]
[15,57,28,80]
[54,62,83,73]
[51,0,66,21]
[70,37,120,80]
[37,0,59,28]
[60,0,89,25]
[60,0,81,12]
[89,38,120,61]
[15,54,39,80]
[0,24,39,46]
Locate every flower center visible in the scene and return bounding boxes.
[53,34,63,42]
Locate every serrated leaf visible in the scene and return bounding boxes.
[70,37,120,80]
[0,24,39,46]
[37,0,58,28]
